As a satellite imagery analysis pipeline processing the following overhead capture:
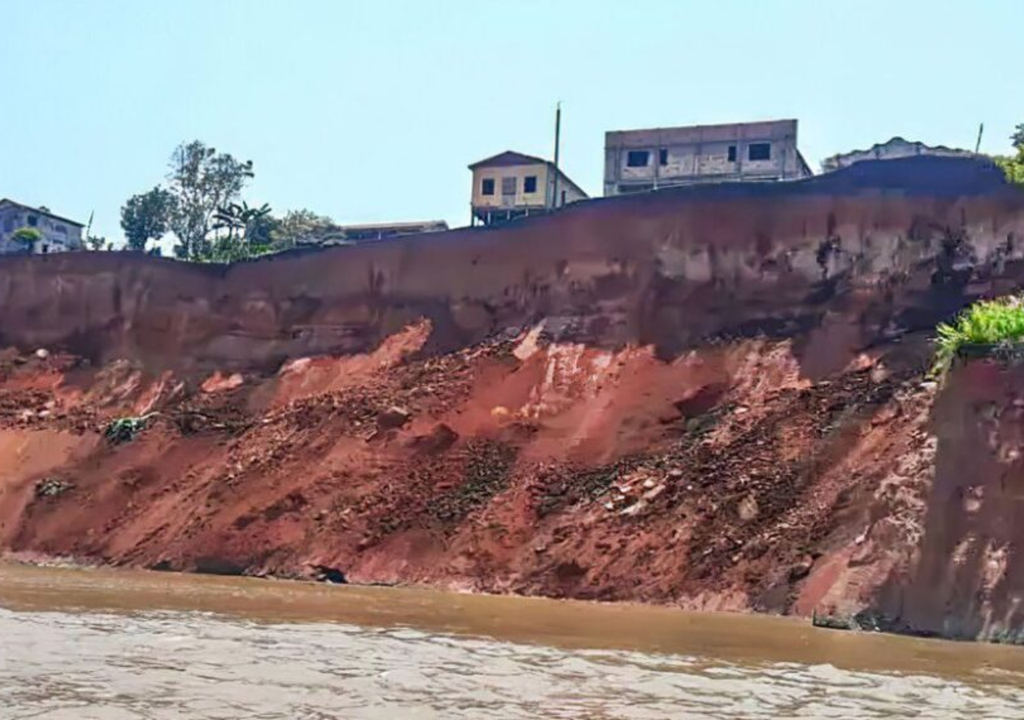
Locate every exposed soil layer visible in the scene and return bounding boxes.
[2,157,1024,639]
[0,330,924,608]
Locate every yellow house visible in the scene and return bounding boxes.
[469,151,588,226]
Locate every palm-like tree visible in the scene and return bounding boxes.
[212,202,272,259]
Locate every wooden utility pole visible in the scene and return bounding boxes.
[975,123,985,154]
[552,102,561,209]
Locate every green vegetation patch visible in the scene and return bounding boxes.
[934,296,1024,374]
[104,413,158,444]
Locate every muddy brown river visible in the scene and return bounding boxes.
[2,564,1024,718]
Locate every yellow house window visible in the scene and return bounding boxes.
[524,176,537,193]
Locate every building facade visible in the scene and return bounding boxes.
[0,199,84,254]
[821,137,975,173]
[604,119,812,196]
[469,151,588,226]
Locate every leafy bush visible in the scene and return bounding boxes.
[11,227,43,246]
[934,296,1024,374]
[104,413,158,444]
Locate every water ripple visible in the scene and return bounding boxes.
[2,608,1024,719]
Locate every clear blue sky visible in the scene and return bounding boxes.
[1,0,1021,244]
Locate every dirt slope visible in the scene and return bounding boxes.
[2,157,1024,639]
[0,325,925,607]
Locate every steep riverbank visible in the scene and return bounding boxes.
[2,156,1024,640]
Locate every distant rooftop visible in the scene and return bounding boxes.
[606,119,799,146]
[0,198,85,227]
[298,219,449,245]
[468,150,550,170]
[331,220,448,232]
[822,136,975,172]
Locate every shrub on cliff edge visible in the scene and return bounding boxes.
[11,227,42,250]
[934,296,1024,374]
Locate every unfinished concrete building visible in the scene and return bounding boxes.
[604,119,812,196]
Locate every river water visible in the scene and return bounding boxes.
[2,564,1024,719]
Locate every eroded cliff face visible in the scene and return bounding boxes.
[1,158,1020,377]
[868,360,1024,641]
[1,158,1024,637]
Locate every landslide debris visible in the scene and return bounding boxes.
[0,328,934,617]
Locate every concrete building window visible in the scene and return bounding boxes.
[728,145,737,162]
[27,215,38,227]
[658,149,668,166]
[501,177,516,195]
[626,150,650,167]
[482,178,495,196]
[55,224,67,235]
[748,143,771,161]
[2,217,13,232]
[524,176,537,194]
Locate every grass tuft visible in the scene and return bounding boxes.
[933,296,1024,375]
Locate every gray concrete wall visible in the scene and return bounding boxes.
[604,120,808,195]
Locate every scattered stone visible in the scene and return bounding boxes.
[376,406,411,430]
[201,372,245,394]
[789,555,815,581]
[34,348,50,360]
[310,565,347,584]
[412,423,459,453]
[737,495,760,522]
[34,478,73,498]
[620,499,648,516]
[643,484,666,501]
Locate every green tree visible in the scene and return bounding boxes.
[995,123,1024,187]
[209,201,274,261]
[11,227,42,252]
[86,235,112,251]
[1012,123,1024,151]
[270,208,335,249]
[120,186,175,252]
[166,140,254,261]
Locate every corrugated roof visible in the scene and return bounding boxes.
[0,199,86,227]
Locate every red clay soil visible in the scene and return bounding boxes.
[3,157,1024,639]
[0,322,938,621]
